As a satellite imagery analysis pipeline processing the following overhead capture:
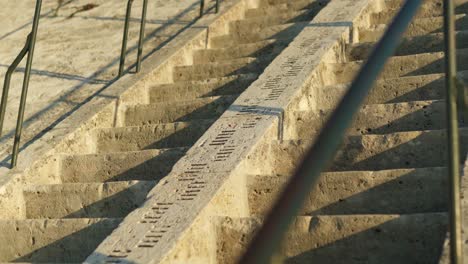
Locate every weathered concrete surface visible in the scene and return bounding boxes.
[0,0,334,262]
[215,214,447,264]
[0,218,121,263]
[0,0,203,165]
[86,0,378,262]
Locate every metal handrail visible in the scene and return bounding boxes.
[118,0,149,77]
[200,0,220,18]
[444,0,464,262]
[237,0,465,263]
[0,0,42,168]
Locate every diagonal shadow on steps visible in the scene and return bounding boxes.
[282,215,447,264]
[12,219,122,263]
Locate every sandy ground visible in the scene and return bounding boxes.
[0,0,205,167]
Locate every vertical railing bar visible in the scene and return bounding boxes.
[0,34,31,137]
[238,0,423,262]
[119,0,134,77]
[11,0,43,168]
[200,0,205,18]
[444,0,464,263]
[136,0,148,73]
[215,0,220,13]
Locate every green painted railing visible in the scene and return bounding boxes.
[239,0,464,263]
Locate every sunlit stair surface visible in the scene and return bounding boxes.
[0,0,329,262]
[211,0,468,263]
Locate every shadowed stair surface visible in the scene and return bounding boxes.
[211,0,468,263]
[0,0,329,262]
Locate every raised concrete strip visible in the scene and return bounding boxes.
[86,0,383,262]
[0,0,249,219]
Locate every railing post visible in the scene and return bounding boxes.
[119,0,134,77]
[136,0,148,73]
[11,0,43,168]
[200,0,205,18]
[443,0,464,263]
[216,0,220,13]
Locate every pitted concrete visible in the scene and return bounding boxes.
[0,0,335,262]
[1,0,463,262]
[86,0,377,262]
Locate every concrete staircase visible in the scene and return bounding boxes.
[212,0,468,263]
[0,0,328,263]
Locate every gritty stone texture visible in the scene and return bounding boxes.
[86,0,377,262]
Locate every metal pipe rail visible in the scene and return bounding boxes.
[239,0,464,263]
[0,0,42,169]
[444,0,464,262]
[200,0,220,18]
[118,0,148,77]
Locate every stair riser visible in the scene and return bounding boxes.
[148,75,256,103]
[372,0,468,23]
[173,59,263,82]
[94,122,212,153]
[0,219,120,262]
[258,0,326,10]
[23,182,154,218]
[347,32,468,61]
[245,131,468,175]
[122,97,234,126]
[246,0,326,17]
[59,150,183,183]
[327,51,468,85]
[193,41,286,64]
[286,101,452,139]
[210,23,306,48]
[359,15,468,42]
[229,10,316,33]
[215,214,447,264]
[248,169,448,216]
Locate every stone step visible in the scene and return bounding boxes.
[210,22,307,48]
[193,40,287,64]
[173,57,267,82]
[286,100,460,140]
[0,218,120,263]
[327,49,468,85]
[93,120,214,153]
[23,181,155,218]
[247,168,448,216]
[215,214,447,264]
[59,148,186,183]
[313,74,446,109]
[258,0,327,10]
[122,96,235,126]
[358,14,468,42]
[372,0,468,24]
[148,74,257,103]
[246,0,326,18]
[347,31,468,60]
[246,129,468,175]
[230,9,316,33]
